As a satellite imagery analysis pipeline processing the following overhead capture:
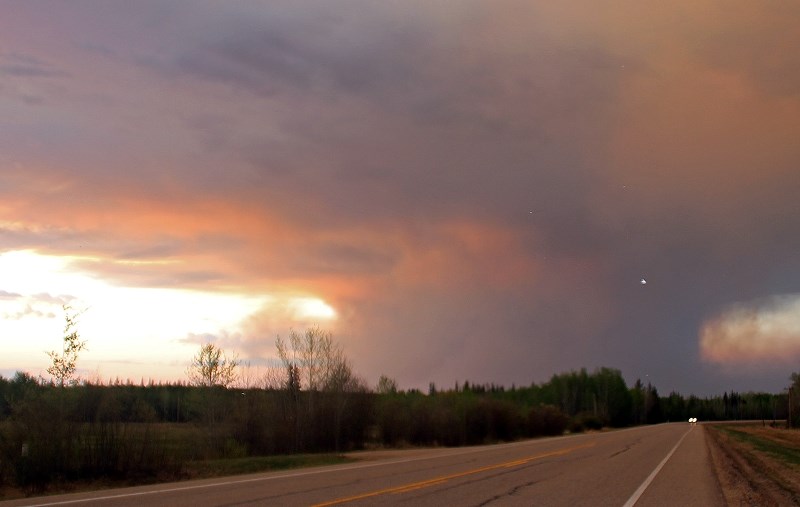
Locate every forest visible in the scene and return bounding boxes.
[0,326,797,494]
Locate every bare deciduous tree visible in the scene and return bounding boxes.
[232,360,256,390]
[275,327,364,451]
[186,343,239,388]
[377,375,398,394]
[258,363,288,390]
[47,306,87,387]
[275,327,356,392]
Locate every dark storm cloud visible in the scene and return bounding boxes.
[2,1,799,394]
[188,22,630,235]
[0,52,68,78]
[170,5,431,101]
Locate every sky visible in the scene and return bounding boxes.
[1,1,799,395]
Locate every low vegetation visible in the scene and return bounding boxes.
[0,319,796,498]
[706,423,800,504]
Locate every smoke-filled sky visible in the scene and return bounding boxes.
[2,1,799,395]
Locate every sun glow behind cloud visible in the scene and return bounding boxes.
[0,250,276,381]
[291,297,337,320]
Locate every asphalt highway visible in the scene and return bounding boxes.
[2,423,723,507]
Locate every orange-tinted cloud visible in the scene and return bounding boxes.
[3,1,800,393]
[700,295,800,365]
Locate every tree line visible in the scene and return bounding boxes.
[0,318,796,494]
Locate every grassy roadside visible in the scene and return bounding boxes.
[716,425,800,466]
[705,423,800,505]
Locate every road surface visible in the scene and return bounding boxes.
[1,423,723,506]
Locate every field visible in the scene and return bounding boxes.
[705,422,800,505]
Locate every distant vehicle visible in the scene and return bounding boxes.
[688,417,698,424]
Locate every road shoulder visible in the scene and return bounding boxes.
[705,423,800,505]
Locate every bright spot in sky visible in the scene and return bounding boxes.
[640,278,647,285]
[291,297,337,319]
[0,250,267,381]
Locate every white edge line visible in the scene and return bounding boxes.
[621,426,693,507]
[17,461,408,507]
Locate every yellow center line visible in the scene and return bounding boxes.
[311,442,596,507]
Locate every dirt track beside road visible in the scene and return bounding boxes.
[705,423,800,506]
